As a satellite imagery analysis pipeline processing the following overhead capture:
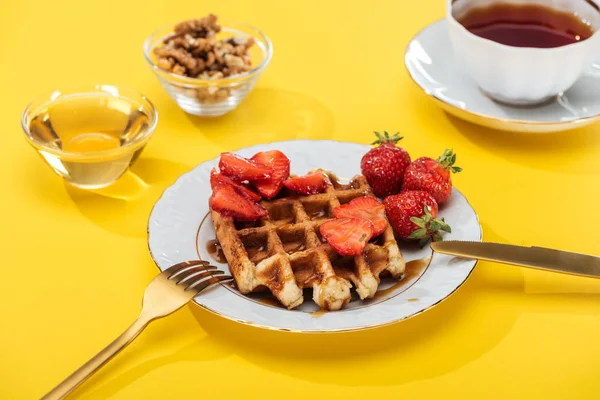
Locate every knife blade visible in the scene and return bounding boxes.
[430,241,600,279]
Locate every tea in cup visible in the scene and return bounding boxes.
[447,0,600,105]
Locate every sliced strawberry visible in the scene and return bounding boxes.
[250,150,291,199]
[210,183,267,221]
[283,172,329,196]
[210,168,262,201]
[219,152,273,181]
[333,197,387,236]
[320,218,374,256]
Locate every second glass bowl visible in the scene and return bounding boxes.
[21,85,157,189]
[143,20,272,117]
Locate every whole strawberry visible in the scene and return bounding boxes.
[383,191,451,246]
[360,131,411,198]
[403,149,462,204]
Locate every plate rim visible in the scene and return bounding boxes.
[404,19,600,131]
[146,139,482,333]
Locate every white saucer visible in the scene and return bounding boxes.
[405,20,600,133]
[147,140,481,333]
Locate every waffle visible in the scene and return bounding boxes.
[210,171,406,310]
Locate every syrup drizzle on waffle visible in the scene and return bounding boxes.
[211,171,406,311]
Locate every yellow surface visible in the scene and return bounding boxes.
[2,0,600,398]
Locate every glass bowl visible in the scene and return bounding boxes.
[21,85,158,189]
[143,20,272,117]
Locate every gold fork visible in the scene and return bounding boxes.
[42,260,232,400]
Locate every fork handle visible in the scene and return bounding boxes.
[41,313,153,400]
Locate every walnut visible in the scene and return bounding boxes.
[157,57,175,71]
[193,37,213,52]
[230,36,246,46]
[215,88,229,101]
[154,47,197,71]
[172,64,186,75]
[224,54,245,68]
[171,37,190,49]
[152,15,256,103]
[244,37,255,49]
[174,14,220,37]
[206,51,216,67]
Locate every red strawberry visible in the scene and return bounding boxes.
[210,183,267,221]
[283,172,329,195]
[320,218,374,256]
[210,168,262,201]
[250,150,291,199]
[219,152,273,181]
[360,131,411,198]
[383,191,451,246]
[402,149,462,204]
[333,197,387,236]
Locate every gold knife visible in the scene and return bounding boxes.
[430,241,600,278]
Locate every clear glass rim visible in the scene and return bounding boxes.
[21,84,158,160]
[143,19,273,87]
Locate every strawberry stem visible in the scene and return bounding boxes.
[407,205,452,247]
[372,131,403,146]
[437,149,462,173]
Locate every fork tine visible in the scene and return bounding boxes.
[177,269,224,285]
[186,275,233,292]
[166,262,213,279]
[163,260,210,278]
[171,265,217,283]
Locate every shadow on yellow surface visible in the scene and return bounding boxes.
[64,157,192,238]
[184,88,336,148]
[71,306,231,400]
[447,114,600,174]
[69,224,529,398]
[66,220,600,399]
[189,261,524,386]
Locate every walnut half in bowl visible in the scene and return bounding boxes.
[144,15,272,117]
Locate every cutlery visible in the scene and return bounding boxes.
[42,260,232,400]
[431,241,600,278]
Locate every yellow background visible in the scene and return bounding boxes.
[2,0,600,398]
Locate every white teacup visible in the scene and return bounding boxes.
[448,0,600,105]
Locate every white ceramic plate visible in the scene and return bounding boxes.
[147,140,481,333]
[405,20,600,133]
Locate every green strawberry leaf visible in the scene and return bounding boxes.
[372,131,403,146]
[410,217,425,228]
[437,218,452,233]
[408,228,427,239]
[437,148,462,173]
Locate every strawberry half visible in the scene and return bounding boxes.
[333,197,387,236]
[250,150,291,199]
[219,152,273,181]
[210,168,262,201]
[283,172,329,195]
[320,218,374,256]
[210,183,267,221]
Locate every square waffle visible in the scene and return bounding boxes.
[210,171,406,310]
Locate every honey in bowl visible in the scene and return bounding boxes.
[24,87,156,189]
[457,3,595,48]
